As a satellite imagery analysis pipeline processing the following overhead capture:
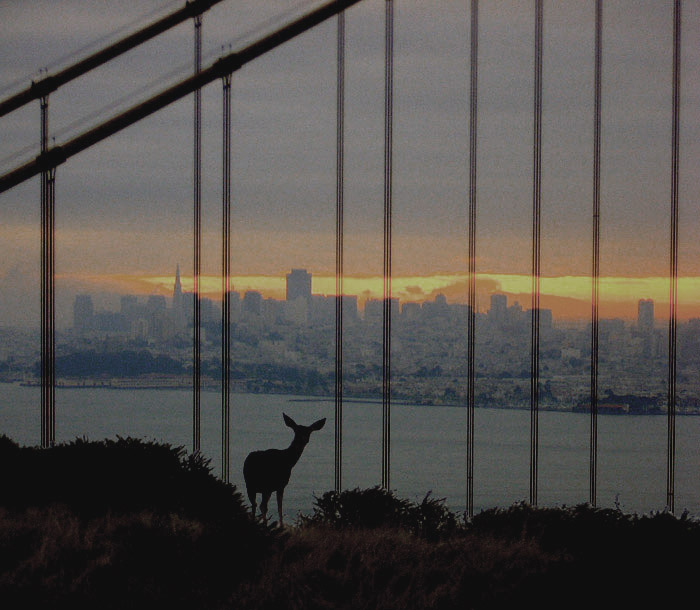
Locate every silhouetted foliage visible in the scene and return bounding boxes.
[0,436,236,520]
[3,440,700,609]
[299,487,458,540]
[0,435,273,609]
[469,502,700,608]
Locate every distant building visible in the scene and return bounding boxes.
[310,294,335,326]
[364,298,399,322]
[402,301,421,321]
[342,295,359,324]
[173,263,184,312]
[171,264,187,330]
[243,291,262,316]
[490,293,507,324]
[147,295,167,315]
[73,295,94,335]
[540,308,553,331]
[120,295,138,318]
[638,299,654,334]
[286,268,312,302]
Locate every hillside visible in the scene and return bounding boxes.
[1,436,698,609]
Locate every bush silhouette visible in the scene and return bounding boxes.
[0,435,274,608]
[300,487,458,540]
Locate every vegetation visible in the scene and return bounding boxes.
[0,435,273,609]
[1,435,699,608]
[53,349,185,378]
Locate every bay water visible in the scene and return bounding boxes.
[2,383,699,519]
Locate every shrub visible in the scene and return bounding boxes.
[0,435,275,608]
[0,435,242,521]
[299,487,459,540]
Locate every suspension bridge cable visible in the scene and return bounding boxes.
[335,11,346,494]
[193,14,203,455]
[0,0,224,118]
[590,0,602,508]
[222,72,232,484]
[40,95,56,449]
[0,0,366,195]
[381,0,394,491]
[0,1,324,171]
[529,0,543,507]
[466,0,479,520]
[667,0,681,514]
[0,0,182,97]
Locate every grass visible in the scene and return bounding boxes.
[1,435,699,609]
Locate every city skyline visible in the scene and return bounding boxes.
[1,2,699,327]
[3,264,700,330]
[64,266,700,320]
[55,265,695,327]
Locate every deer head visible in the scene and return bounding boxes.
[284,412,326,447]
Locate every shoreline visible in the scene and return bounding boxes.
[6,379,697,416]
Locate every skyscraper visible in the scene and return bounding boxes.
[286,268,312,302]
[173,263,183,312]
[638,299,654,334]
[490,293,507,324]
[73,294,94,335]
[243,290,262,316]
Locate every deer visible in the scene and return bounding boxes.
[243,412,326,526]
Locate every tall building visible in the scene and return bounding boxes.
[173,263,184,312]
[147,295,167,315]
[170,264,188,330]
[73,294,94,335]
[638,299,654,334]
[243,290,262,316]
[120,295,138,318]
[490,293,507,324]
[286,268,312,302]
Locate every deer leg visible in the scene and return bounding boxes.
[260,491,272,523]
[247,488,257,518]
[276,488,284,526]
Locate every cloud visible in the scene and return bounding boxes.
[0,0,698,293]
[404,285,424,295]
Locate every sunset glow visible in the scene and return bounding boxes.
[61,271,700,321]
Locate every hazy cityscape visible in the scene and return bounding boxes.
[1,267,698,414]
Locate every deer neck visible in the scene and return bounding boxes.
[284,438,307,467]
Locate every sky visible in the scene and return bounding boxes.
[0,0,699,327]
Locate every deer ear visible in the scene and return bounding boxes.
[283,413,297,429]
[310,418,326,431]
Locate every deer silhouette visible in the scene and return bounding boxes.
[243,412,326,525]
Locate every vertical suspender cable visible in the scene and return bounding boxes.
[529,0,543,507]
[335,11,346,494]
[40,96,47,448]
[40,94,56,448]
[193,14,202,455]
[590,0,602,508]
[381,0,394,491]
[222,73,232,483]
[49,163,56,446]
[466,0,478,520]
[667,0,681,514]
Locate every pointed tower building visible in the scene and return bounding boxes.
[173,264,183,309]
[171,263,187,330]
